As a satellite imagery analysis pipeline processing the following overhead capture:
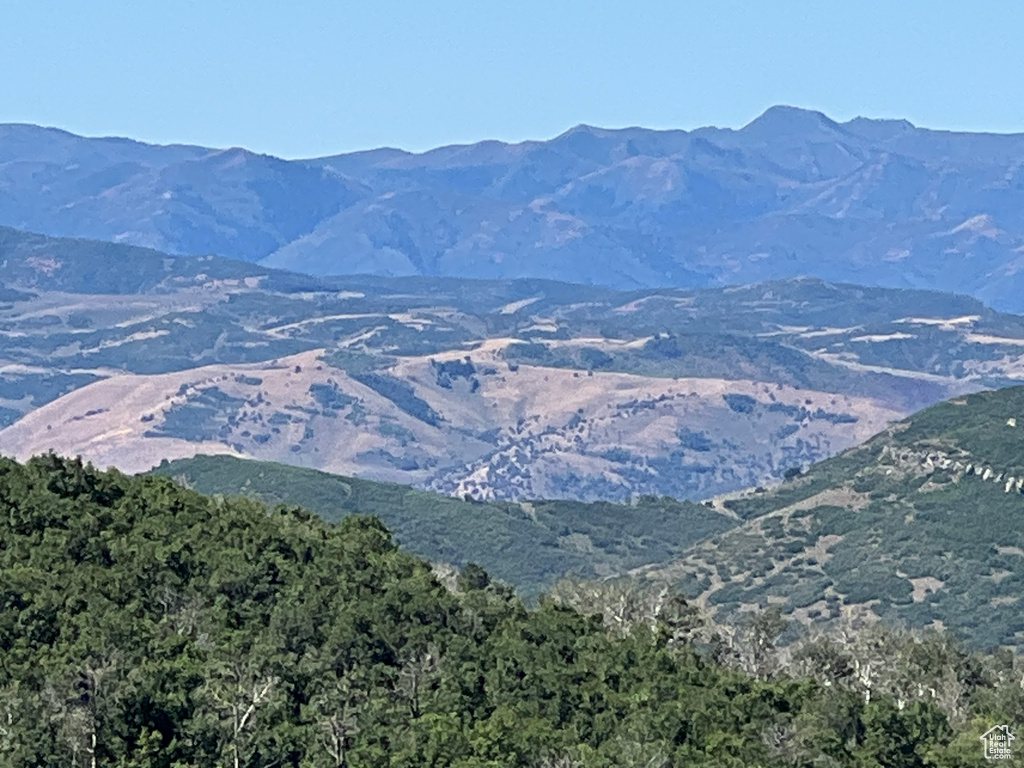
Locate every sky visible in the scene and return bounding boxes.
[2,1,1023,158]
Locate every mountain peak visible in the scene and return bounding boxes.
[740,105,845,139]
[558,123,601,136]
[550,124,616,145]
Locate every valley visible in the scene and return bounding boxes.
[150,454,733,597]
[146,384,1024,653]
[5,226,1023,649]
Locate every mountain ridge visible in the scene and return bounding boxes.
[8,107,1024,309]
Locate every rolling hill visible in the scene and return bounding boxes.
[641,385,1024,649]
[0,348,901,502]
[6,224,1024,501]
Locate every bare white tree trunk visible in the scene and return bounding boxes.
[205,660,278,768]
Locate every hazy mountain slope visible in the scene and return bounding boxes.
[289,107,1024,309]
[0,225,271,293]
[150,454,733,596]
[8,109,1024,308]
[0,126,365,260]
[641,385,1024,649]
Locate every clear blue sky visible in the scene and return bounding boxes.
[2,1,1022,158]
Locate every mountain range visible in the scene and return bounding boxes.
[6,107,1024,310]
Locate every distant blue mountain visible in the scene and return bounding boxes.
[5,107,1024,310]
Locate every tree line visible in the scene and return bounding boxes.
[0,453,1019,766]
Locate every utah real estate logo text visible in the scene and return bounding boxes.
[981,725,1014,760]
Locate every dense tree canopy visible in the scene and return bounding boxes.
[0,454,1019,766]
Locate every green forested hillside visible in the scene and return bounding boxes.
[1,453,1019,766]
[150,454,732,596]
[650,386,1024,649]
